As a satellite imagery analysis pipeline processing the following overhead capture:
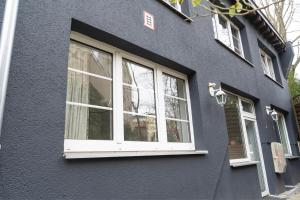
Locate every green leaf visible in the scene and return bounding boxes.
[229,5,236,17]
[192,0,202,7]
[169,0,177,4]
[235,2,243,13]
[179,0,185,4]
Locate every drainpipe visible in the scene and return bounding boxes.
[0,0,19,149]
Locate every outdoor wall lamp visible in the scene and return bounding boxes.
[266,106,278,121]
[208,82,227,106]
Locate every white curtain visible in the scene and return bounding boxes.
[65,43,89,139]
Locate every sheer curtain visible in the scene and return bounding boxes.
[65,43,89,139]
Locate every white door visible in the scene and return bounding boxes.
[243,118,269,197]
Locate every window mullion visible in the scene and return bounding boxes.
[113,52,124,144]
[156,68,168,144]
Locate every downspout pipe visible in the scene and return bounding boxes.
[0,0,19,149]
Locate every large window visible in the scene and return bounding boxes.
[276,112,292,156]
[260,49,276,80]
[212,13,244,57]
[64,32,195,154]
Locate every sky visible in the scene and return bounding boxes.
[287,0,300,79]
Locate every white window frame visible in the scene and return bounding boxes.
[259,49,276,80]
[163,0,182,12]
[276,111,292,156]
[212,13,244,58]
[64,32,195,155]
[224,92,255,164]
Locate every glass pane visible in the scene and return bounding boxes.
[65,105,112,140]
[67,71,112,107]
[165,96,188,120]
[260,53,269,74]
[277,114,290,155]
[122,59,154,90]
[123,85,156,115]
[244,119,266,192]
[163,74,186,98]
[68,41,112,78]
[216,15,231,47]
[224,93,247,160]
[241,101,253,113]
[124,114,157,142]
[166,120,190,143]
[232,37,241,55]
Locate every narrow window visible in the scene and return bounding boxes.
[276,112,292,156]
[260,49,276,80]
[212,13,244,57]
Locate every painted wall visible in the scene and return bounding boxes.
[0,0,299,199]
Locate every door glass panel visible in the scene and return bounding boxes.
[245,119,266,193]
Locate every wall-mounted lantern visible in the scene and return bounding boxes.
[208,82,227,106]
[266,106,278,121]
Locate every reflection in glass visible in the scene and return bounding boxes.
[65,41,113,140]
[124,114,157,141]
[122,59,154,89]
[166,120,190,142]
[164,96,188,120]
[68,41,112,78]
[241,101,253,113]
[123,86,156,115]
[224,93,247,159]
[216,15,231,47]
[65,105,112,140]
[163,74,186,98]
[67,71,112,107]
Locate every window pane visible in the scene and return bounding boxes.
[231,26,242,55]
[260,53,269,75]
[277,114,290,155]
[68,41,112,78]
[216,15,231,47]
[124,114,157,142]
[166,120,190,143]
[67,71,112,107]
[122,59,154,90]
[241,101,253,113]
[224,94,247,160]
[163,74,186,98]
[65,105,112,140]
[165,96,188,120]
[267,57,275,79]
[123,85,156,115]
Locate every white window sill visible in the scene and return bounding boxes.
[285,155,300,160]
[64,150,208,159]
[230,161,259,168]
[159,0,193,22]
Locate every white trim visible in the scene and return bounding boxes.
[0,0,19,141]
[230,160,259,167]
[66,101,112,111]
[65,32,196,154]
[123,111,156,118]
[64,150,208,159]
[165,117,189,122]
[164,93,187,101]
[68,67,112,81]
